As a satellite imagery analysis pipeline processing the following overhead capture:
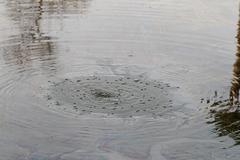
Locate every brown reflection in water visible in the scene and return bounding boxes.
[230,7,240,106]
[3,0,55,74]
[211,112,240,145]
[209,8,240,146]
[2,0,91,75]
[43,0,91,15]
[207,100,240,145]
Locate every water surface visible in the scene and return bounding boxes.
[0,0,240,159]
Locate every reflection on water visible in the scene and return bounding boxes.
[209,6,240,146]
[43,0,91,15]
[2,0,91,76]
[213,112,240,145]
[206,98,240,145]
[0,0,240,159]
[3,0,55,75]
[230,6,240,106]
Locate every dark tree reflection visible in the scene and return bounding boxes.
[43,0,91,15]
[230,6,240,106]
[210,111,240,145]
[208,6,240,146]
[3,0,55,75]
[2,0,91,75]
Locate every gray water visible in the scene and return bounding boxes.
[0,0,240,159]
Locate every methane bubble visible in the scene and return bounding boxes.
[44,76,176,117]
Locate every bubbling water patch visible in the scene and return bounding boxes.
[44,76,176,118]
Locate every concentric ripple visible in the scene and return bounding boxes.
[44,75,175,117]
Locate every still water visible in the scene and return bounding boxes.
[0,0,239,159]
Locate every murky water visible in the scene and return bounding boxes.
[0,0,240,159]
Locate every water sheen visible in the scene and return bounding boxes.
[0,0,239,159]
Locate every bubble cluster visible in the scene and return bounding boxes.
[45,76,175,117]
